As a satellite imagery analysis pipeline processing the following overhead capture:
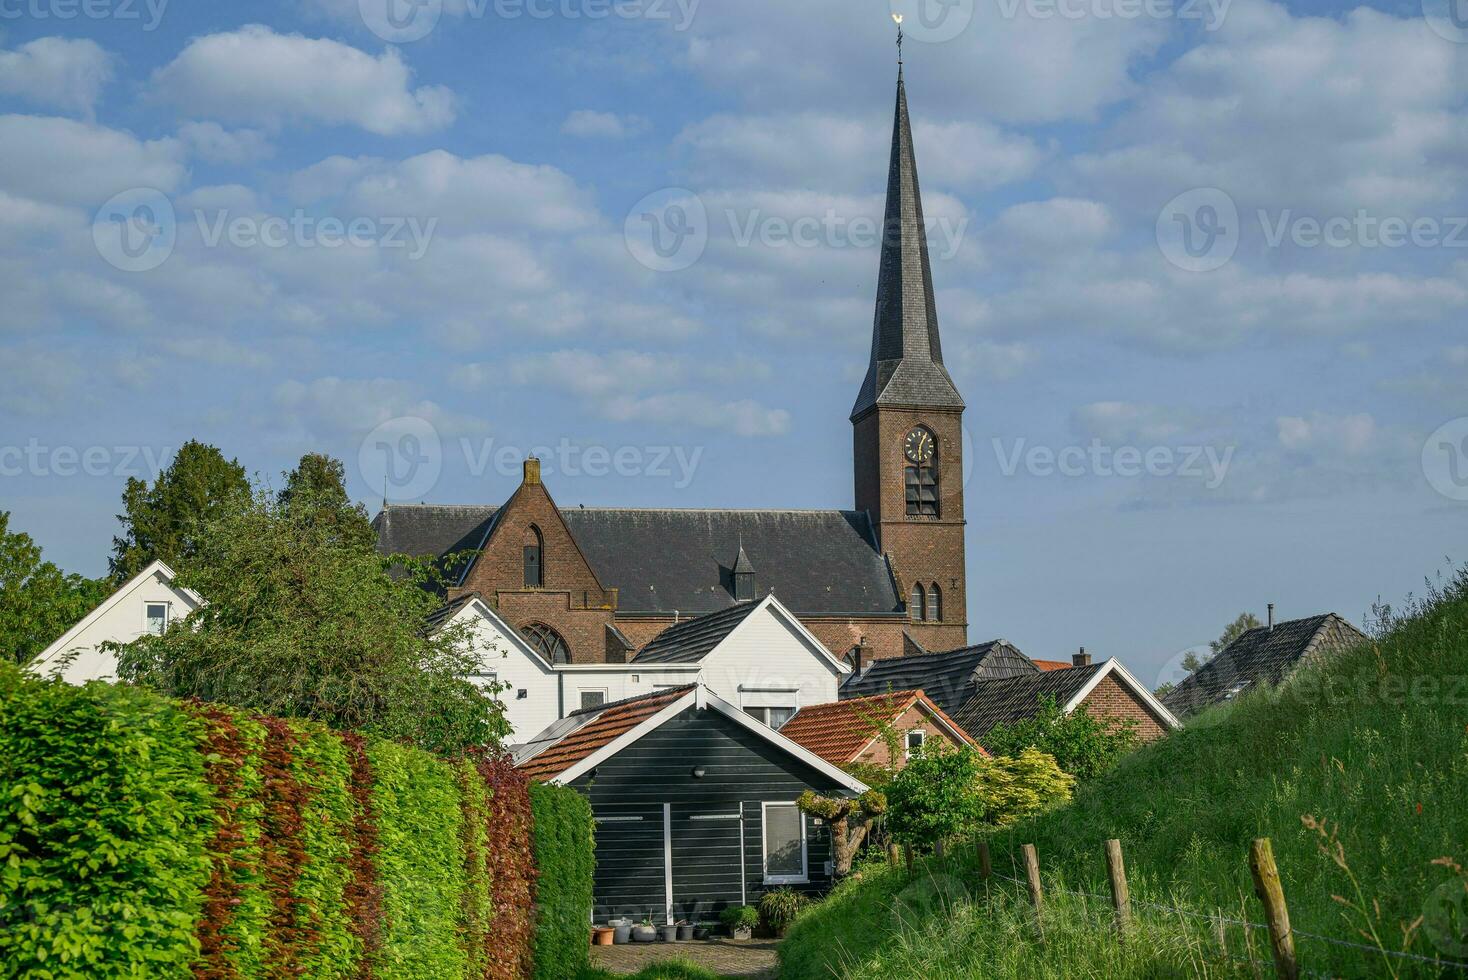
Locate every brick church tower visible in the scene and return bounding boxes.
[852,66,968,652]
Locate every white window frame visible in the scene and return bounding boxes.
[905,729,927,759]
[579,688,609,710]
[144,602,170,636]
[760,801,809,885]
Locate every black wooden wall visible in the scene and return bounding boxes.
[569,706,849,924]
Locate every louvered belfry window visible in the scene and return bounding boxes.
[905,457,939,516]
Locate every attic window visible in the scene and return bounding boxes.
[146,603,169,635]
[905,730,926,759]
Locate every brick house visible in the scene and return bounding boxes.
[780,690,978,771]
[843,645,1179,748]
[374,70,970,667]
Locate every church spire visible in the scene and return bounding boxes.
[850,65,964,421]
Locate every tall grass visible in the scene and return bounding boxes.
[782,568,1468,978]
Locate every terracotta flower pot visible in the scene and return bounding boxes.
[592,927,614,946]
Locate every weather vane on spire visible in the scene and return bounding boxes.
[892,12,904,68]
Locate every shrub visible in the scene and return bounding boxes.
[528,782,595,979]
[0,664,584,979]
[0,663,215,976]
[757,888,808,934]
[720,906,760,932]
[885,746,989,846]
[983,696,1138,781]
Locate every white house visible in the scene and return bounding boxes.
[27,560,203,684]
[433,592,851,744]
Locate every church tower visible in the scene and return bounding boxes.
[852,65,968,652]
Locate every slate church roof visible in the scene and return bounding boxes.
[840,640,1037,717]
[374,504,903,617]
[1162,613,1368,717]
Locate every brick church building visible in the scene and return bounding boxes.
[374,70,969,665]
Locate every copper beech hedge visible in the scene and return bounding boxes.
[0,664,591,979]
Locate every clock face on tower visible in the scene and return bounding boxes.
[903,427,934,464]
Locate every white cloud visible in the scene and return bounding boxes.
[0,38,114,116]
[485,349,790,437]
[273,376,483,437]
[679,112,1041,192]
[178,121,274,164]
[0,115,185,206]
[1277,412,1377,456]
[288,151,599,233]
[561,110,649,139]
[992,198,1115,255]
[151,26,455,136]
[1073,402,1191,445]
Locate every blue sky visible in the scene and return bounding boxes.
[2,0,1465,685]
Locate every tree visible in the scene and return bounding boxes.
[277,453,374,547]
[983,696,1138,781]
[979,748,1075,827]
[797,790,887,878]
[1211,612,1262,656]
[0,512,110,665]
[885,747,990,846]
[117,472,508,755]
[110,440,249,581]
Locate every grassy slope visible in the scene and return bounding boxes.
[782,573,1468,978]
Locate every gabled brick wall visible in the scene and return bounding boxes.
[1077,673,1169,743]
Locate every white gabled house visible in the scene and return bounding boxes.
[431,592,851,744]
[27,559,204,684]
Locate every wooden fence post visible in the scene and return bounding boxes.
[977,839,992,882]
[1104,838,1131,938]
[1022,843,1044,917]
[1249,838,1299,980]
[935,839,946,860]
[888,842,900,870]
[904,844,913,875]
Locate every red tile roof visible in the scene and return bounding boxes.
[1033,660,1072,671]
[780,690,978,766]
[517,685,694,781]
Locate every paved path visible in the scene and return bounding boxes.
[591,938,780,977]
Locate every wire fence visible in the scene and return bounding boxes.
[965,849,1468,975]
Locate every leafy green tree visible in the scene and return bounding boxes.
[110,440,249,581]
[0,512,110,665]
[885,747,990,846]
[277,453,374,548]
[979,747,1075,827]
[982,696,1138,781]
[117,474,508,755]
[1211,612,1262,656]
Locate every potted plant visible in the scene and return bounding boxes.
[676,920,695,941]
[610,918,632,944]
[758,888,808,939]
[658,921,679,942]
[631,918,657,943]
[720,905,759,941]
[592,926,614,946]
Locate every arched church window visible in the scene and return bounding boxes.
[910,583,926,622]
[523,525,543,588]
[929,583,942,622]
[521,622,570,664]
[903,427,939,517]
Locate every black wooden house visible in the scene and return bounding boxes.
[515,683,867,924]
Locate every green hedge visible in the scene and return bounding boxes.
[0,663,558,979]
[528,782,595,979]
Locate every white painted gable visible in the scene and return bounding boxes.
[697,595,846,716]
[27,560,203,685]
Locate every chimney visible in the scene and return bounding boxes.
[1267,603,1275,631]
[1073,646,1092,667]
[852,638,866,677]
[522,457,541,485]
